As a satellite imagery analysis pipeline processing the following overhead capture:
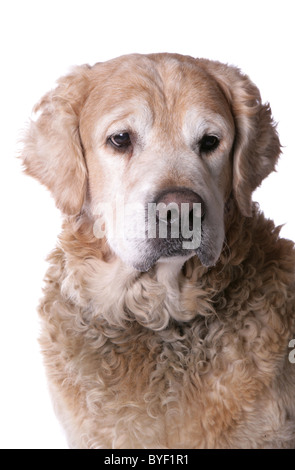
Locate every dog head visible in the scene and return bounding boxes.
[22,53,280,271]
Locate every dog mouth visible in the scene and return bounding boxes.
[132,219,219,272]
[130,203,203,271]
[133,242,216,273]
[94,193,224,272]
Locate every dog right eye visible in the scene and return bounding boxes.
[108,132,131,149]
[199,134,220,153]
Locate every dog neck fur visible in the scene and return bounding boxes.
[58,214,208,331]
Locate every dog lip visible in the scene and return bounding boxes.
[195,247,217,267]
[132,243,193,272]
[132,247,162,272]
[132,238,218,271]
[132,246,214,272]
[132,242,197,272]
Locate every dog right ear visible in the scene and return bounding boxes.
[22,65,91,215]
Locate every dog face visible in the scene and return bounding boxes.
[81,55,235,270]
[22,53,280,271]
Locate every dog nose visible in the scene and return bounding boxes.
[155,188,205,227]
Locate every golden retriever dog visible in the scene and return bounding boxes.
[22,53,295,448]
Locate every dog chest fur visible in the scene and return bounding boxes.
[38,205,295,448]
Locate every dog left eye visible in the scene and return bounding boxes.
[199,135,220,153]
[109,132,131,149]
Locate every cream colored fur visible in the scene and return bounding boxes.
[22,53,295,448]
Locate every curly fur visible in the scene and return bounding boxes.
[21,53,295,448]
[37,200,295,449]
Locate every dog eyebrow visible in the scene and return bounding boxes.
[182,110,232,144]
[94,103,154,146]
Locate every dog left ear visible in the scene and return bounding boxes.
[197,59,281,217]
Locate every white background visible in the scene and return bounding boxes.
[1,0,294,449]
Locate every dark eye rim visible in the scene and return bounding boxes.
[108,132,132,150]
[199,134,220,153]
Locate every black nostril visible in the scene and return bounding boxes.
[189,204,205,230]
